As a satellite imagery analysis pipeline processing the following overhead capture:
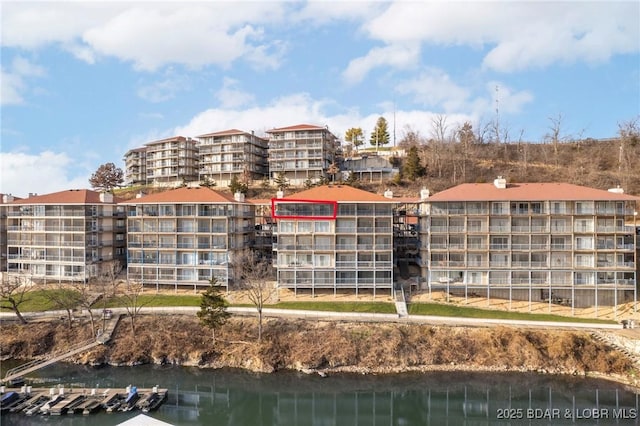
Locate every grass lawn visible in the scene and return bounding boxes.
[102,294,202,308]
[408,302,616,324]
[4,291,617,324]
[262,301,397,314]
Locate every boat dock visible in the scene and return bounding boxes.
[0,385,168,417]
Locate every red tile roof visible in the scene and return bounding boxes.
[9,189,120,205]
[427,182,640,202]
[144,136,188,146]
[196,129,248,138]
[266,124,327,133]
[281,185,393,202]
[119,186,238,204]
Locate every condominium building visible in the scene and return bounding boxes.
[145,136,199,187]
[121,187,253,291]
[5,190,126,284]
[267,124,340,186]
[197,129,269,187]
[421,177,639,312]
[123,147,148,186]
[272,185,395,296]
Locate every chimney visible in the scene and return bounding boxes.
[234,192,245,202]
[420,188,430,200]
[383,189,393,199]
[493,176,507,189]
[99,192,114,203]
[136,192,145,199]
[608,185,624,194]
[2,194,14,203]
[276,190,284,199]
[28,192,38,198]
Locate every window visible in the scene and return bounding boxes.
[297,221,313,233]
[314,221,330,233]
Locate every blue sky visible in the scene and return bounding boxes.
[1,1,639,196]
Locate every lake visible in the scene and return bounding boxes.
[1,362,638,425]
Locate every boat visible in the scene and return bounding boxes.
[0,391,25,414]
[119,386,139,412]
[10,394,42,414]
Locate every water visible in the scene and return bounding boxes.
[1,362,639,425]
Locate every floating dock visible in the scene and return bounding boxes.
[0,385,168,417]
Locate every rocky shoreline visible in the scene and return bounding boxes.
[1,315,638,389]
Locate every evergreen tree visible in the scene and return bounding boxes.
[370,117,390,147]
[197,279,230,344]
[403,146,425,180]
[273,173,290,192]
[229,175,248,194]
[345,127,364,152]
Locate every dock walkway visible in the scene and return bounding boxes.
[1,314,121,385]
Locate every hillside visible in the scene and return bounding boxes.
[115,138,640,200]
[1,317,636,386]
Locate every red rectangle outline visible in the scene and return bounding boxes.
[271,198,338,220]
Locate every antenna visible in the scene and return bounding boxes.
[495,85,500,143]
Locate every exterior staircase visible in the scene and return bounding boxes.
[2,314,121,385]
[394,288,408,317]
[591,331,640,367]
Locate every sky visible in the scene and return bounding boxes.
[1,1,639,197]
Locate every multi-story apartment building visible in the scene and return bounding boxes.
[145,136,199,187]
[0,194,19,273]
[267,124,340,186]
[420,177,639,312]
[5,190,126,284]
[121,187,253,291]
[123,147,148,186]
[272,185,395,296]
[197,129,269,187]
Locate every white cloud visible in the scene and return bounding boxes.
[0,68,25,105]
[173,92,475,146]
[352,2,639,75]
[2,3,289,71]
[485,82,534,115]
[0,57,46,106]
[343,43,420,84]
[396,68,470,112]
[215,77,256,109]
[137,74,190,103]
[0,151,90,196]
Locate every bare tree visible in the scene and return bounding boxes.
[233,249,276,341]
[545,113,565,166]
[617,116,640,189]
[45,283,82,329]
[71,282,99,335]
[0,274,30,324]
[121,281,153,336]
[96,260,123,333]
[89,162,124,192]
